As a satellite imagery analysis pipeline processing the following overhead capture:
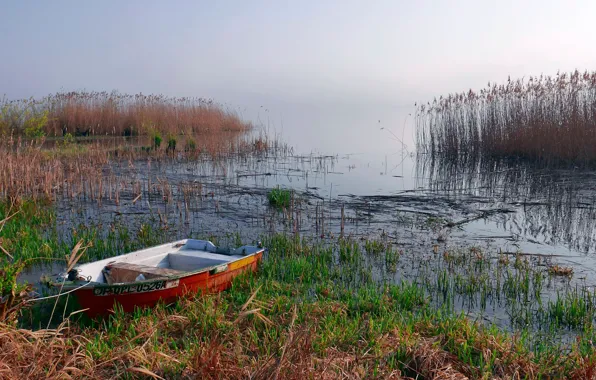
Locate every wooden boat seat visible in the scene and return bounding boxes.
[103,262,183,285]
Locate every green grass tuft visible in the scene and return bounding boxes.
[152,130,162,149]
[267,186,292,209]
[167,134,177,152]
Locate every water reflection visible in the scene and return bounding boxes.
[418,154,596,254]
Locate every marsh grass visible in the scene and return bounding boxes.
[0,91,290,204]
[0,200,170,267]
[417,70,596,165]
[3,231,596,378]
[3,200,596,377]
[0,131,285,202]
[267,187,292,209]
[166,134,177,152]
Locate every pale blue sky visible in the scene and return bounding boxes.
[2,0,595,106]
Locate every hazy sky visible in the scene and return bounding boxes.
[2,0,595,107]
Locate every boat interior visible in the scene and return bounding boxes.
[68,239,262,284]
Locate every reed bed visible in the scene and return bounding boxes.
[1,91,250,137]
[0,90,285,204]
[416,70,596,165]
[0,130,282,202]
[0,138,106,201]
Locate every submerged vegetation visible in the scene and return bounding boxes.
[416,69,596,165]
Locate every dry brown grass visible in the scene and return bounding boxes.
[0,307,358,379]
[409,338,470,379]
[548,265,574,276]
[0,137,108,201]
[1,290,413,379]
[0,321,476,379]
[2,300,596,379]
[0,323,91,379]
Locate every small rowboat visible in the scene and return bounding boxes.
[52,239,265,317]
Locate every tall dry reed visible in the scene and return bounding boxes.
[0,132,279,203]
[416,70,596,165]
[1,91,250,137]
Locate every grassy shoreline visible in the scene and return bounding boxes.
[1,200,596,378]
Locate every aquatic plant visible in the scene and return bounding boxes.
[0,202,33,324]
[151,129,162,149]
[167,134,177,152]
[549,265,574,277]
[267,187,292,209]
[0,260,32,324]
